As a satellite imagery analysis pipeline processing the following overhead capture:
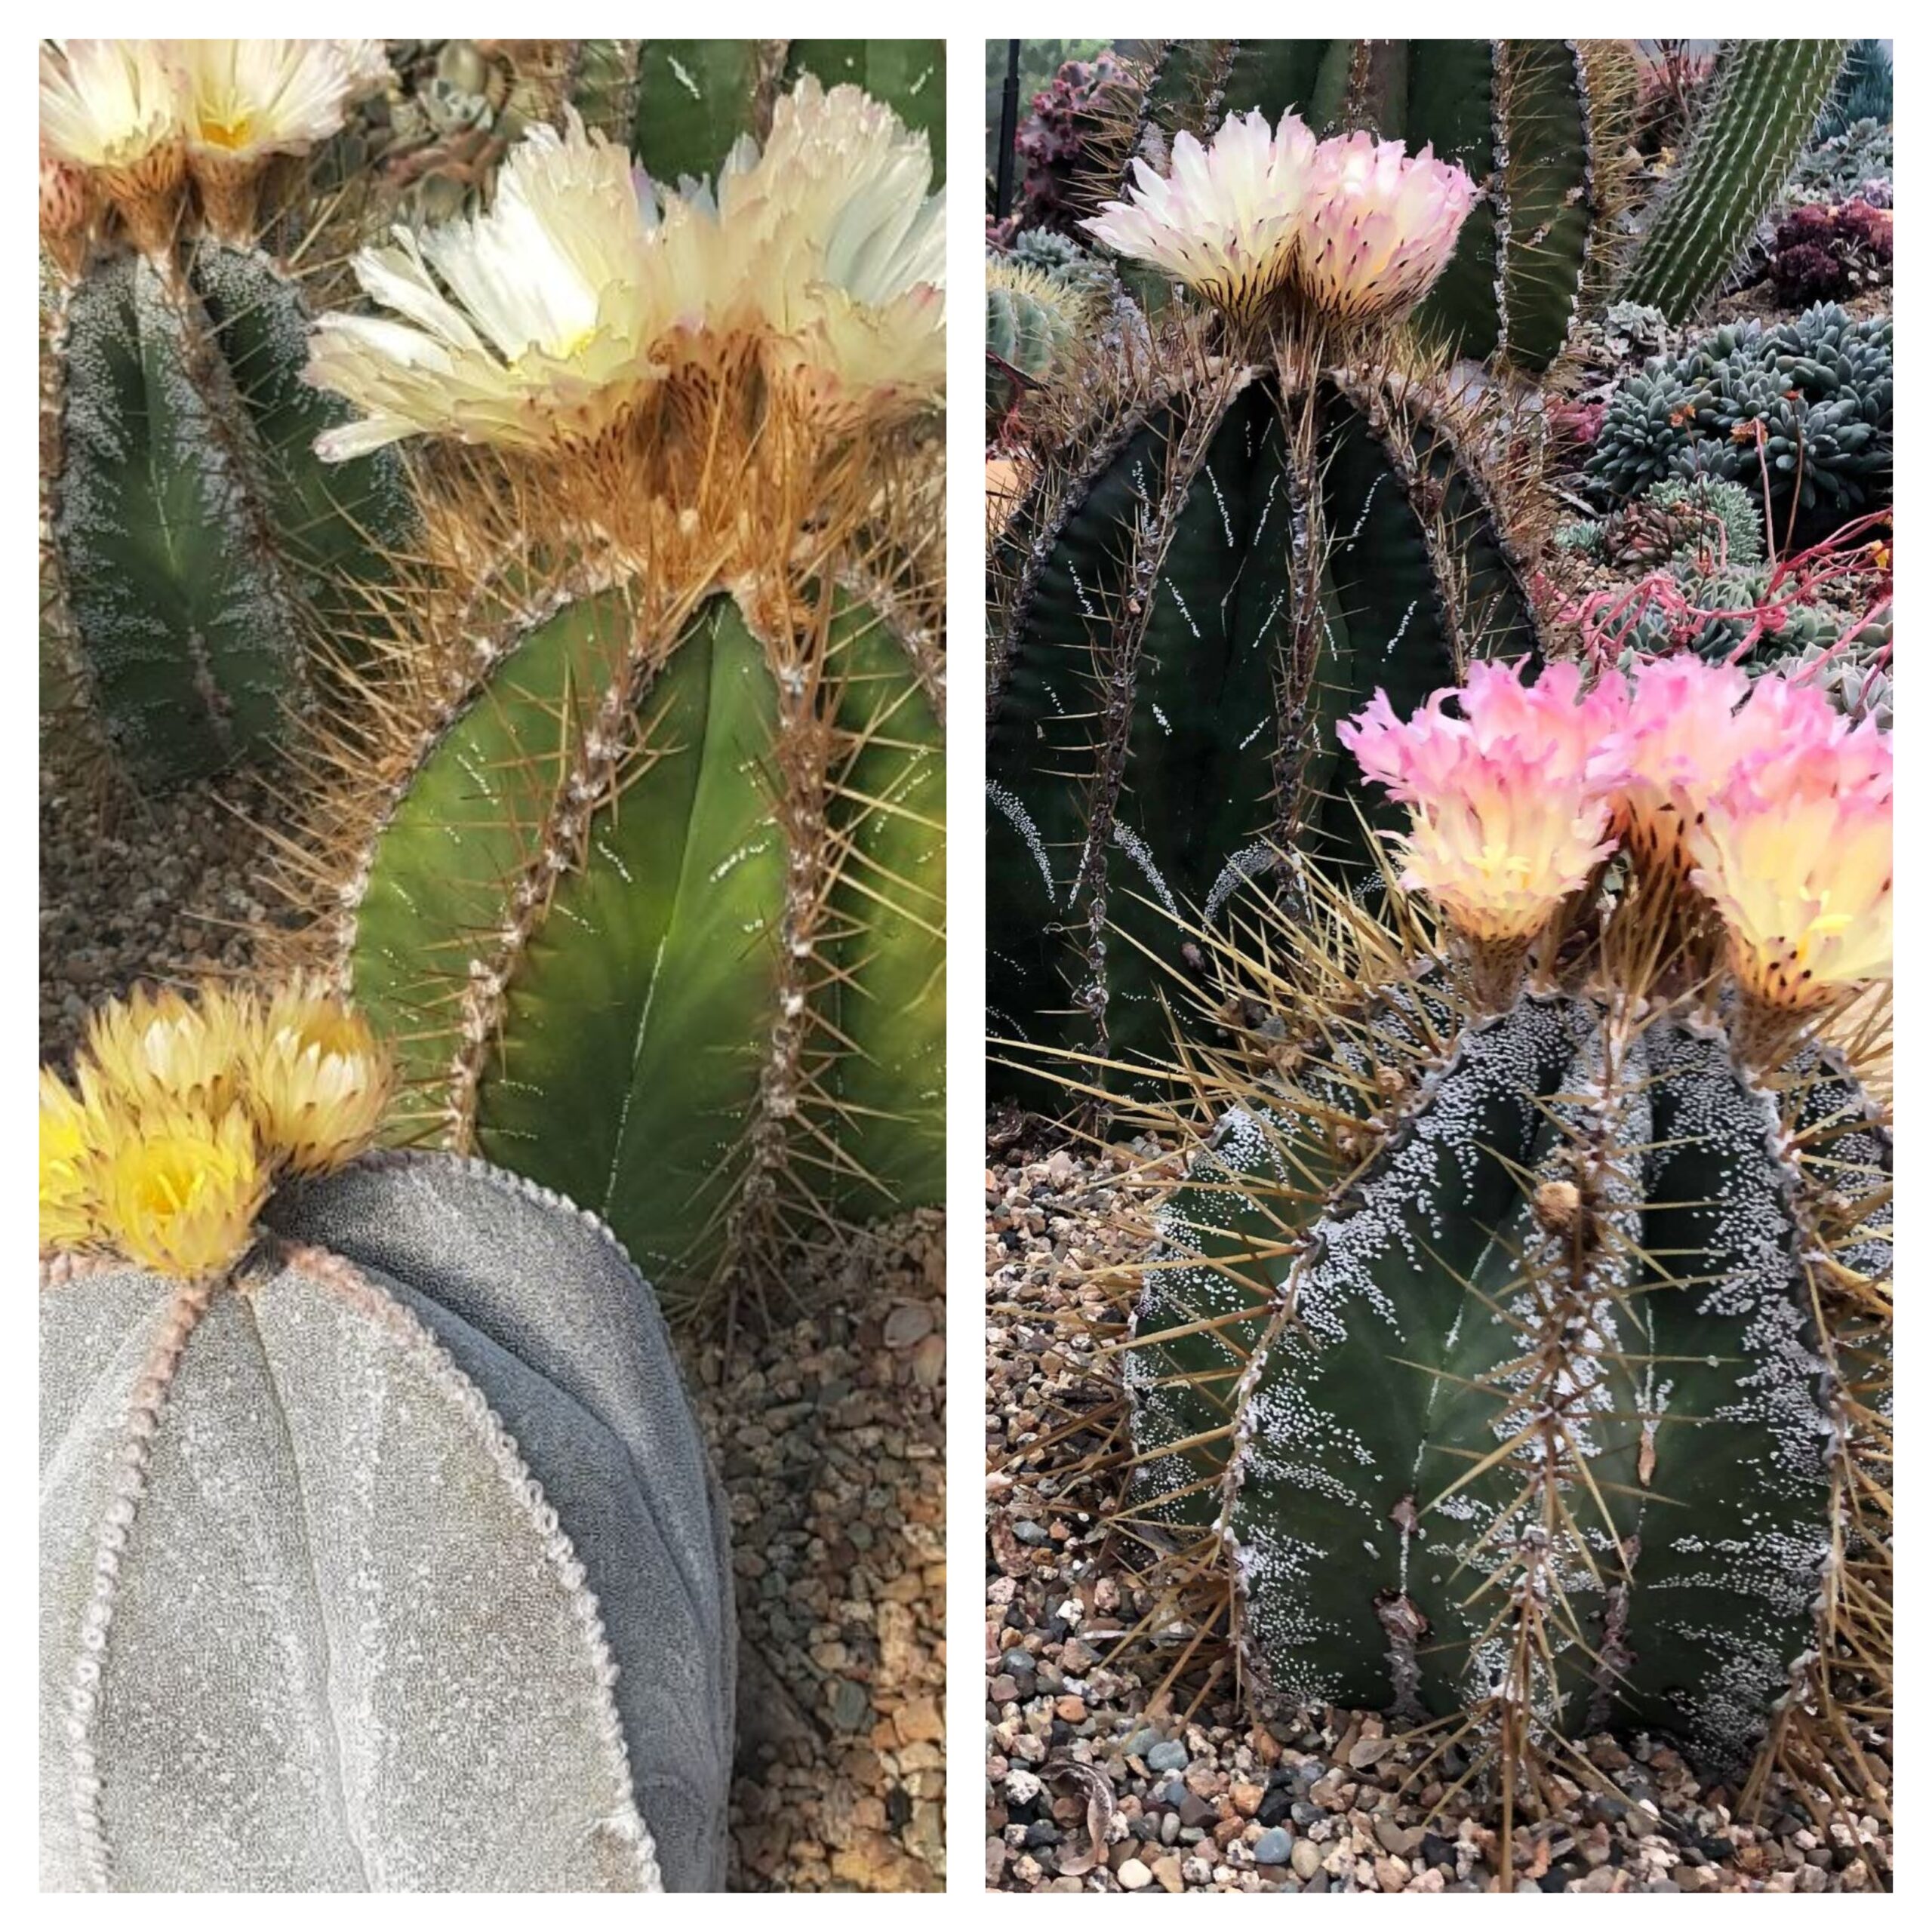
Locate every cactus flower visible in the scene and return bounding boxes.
[1081,109,1319,323]
[1340,662,1625,945]
[1294,131,1478,322]
[1684,695,1892,1013]
[170,39,390,239]
[92,1103,268,1279]
[309,78,944,459]
[243,980,394,1175]
[38,39,186,253]
[78,984,248,1118]
[39,1070,102,1251]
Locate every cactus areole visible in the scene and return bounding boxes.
[41,1151,734,1893]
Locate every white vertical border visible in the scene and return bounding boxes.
[943,27,986,1897]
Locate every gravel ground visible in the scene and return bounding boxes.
[40,734,946,1894]
[985,1135,1891,1894]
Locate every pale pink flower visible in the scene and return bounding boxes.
[1081,109,1319,321]
[1340,662,1623,943]
[1294,131,1478,322]
[1687,741,1893,1011]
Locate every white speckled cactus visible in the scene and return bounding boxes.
[41,1151,734,1893]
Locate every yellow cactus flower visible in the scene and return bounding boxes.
[40,1069,105,1251]
[243,980,393,1175]
[78,983,248,1118]
[93,1105,267,1280]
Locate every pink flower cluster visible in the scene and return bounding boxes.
[1081,107,1476,328]
[1340,659,1893,1009]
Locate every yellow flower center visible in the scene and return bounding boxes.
[197,112,257,152]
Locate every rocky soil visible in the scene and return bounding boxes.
[985,1136,1892,1894]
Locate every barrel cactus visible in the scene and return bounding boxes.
[40,983,734,1891]
[1085,39,1638,371]
[287,81,945,1326]
[986,254,1096,435]
[988,106,1546,1103]
[630,38,943,186]
[1617,39,1849,321]
[1115,659,1890,1841]
[39,39,406,789]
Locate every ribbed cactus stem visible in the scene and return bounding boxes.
[1618,39,1849,321]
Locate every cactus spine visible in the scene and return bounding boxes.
[1618,40,1850,321]
[986,352,1542,1102]
[41,1151,734,1892]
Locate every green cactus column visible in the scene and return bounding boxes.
[986,371,1540,1105]
[41,1152,734,1892]
[48,243,403,789]
[340,585,944,1317]
[1618,40,1849,321]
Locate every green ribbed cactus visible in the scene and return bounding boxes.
[1618,40,1849,321]
[41,1150,734,1892]
[986,256,1095,434]
[44,239,403,789]
[1128,974,1889,1782]
[326,583,943,1319]
[632,38,944,183]
[986,365,1541,1103]
[1099,40,1634,371]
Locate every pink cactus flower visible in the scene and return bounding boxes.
[1686,738,1893,1012]
[1340,662,1625,943]
[1294,131,1478,322]
[1080,109,1319,321]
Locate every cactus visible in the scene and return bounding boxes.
[1090,40,1637,371]
[1814,38,1891,143]
[632,39,943,185]
[1617,40,1848,322]
[316,583,944,1320]
[287,84,946,1327]
[39,42,408,791]
[986,358,1542,1102]
[45,244,403,787]
[986,256,1097,435]
[42,1151,734,1891]
[1103,661,1890,1847]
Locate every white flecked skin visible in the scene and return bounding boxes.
[40,1152,734,1893]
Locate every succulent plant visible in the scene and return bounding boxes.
[1109,660,1890,1849]
[1786,116,1893,209]
[1769,641,1893,731]
[1012,53,1128,235]
[630,38,943,187]
[1814,38,1891,142]
[1558,476,1764,571]
[1611,561,1891,671]
[987,357,1543,1104]
[1084,39,1639,371]
[1769,198,1893,306]
[986,256,1094,437]
[39,41,407,789]
[1586,305,1891,545]
[288,87,945,1327]
[1618,39,1849,321]
[39,980,733,1891]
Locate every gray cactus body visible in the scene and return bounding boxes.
[41,1152,734,1893]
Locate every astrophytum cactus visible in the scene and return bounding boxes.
[989,107,1541,1106]
[40,983,734,1892]
[1115,660,1890,1848]
[292,83,945,1326]
[39,38,406,788]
